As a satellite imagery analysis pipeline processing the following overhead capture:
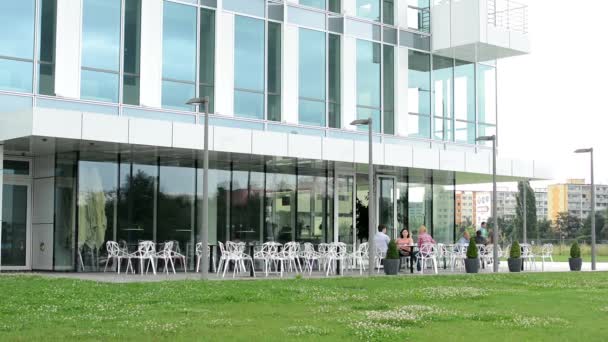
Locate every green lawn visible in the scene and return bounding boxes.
[1,273,608,341]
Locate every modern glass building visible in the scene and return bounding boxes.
[0,0,544,271]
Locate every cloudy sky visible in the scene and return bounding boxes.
[498,0,608,187]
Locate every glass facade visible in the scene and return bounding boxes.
[123,0,142,105]
[234,15,265,119]
[356,40,381,132]
[47,151,456,271]
[408,50,431,138]
[299,28,326,127]
[0,0,35,92]
[38,0,57,96]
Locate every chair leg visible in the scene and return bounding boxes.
[196,256,201,273]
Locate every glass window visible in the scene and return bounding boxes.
[357,107,381,133]
[199,8,215,113]
[267,22,281,122]
[383,45,395,134]
[299,28,326,127]
[0,183,27,265]
[328,0,341,13]
[157,159,196,259]
[432,55,453,118]
[81,70,119,103]
[478,124,496,146]
[347,19,381,41]
[288,6,326,30]
[455,120,475,144]
[478,63,497,124]
[0,0,35,59]
[77,154,118,271]
[81,0,121,102]
[433,180,455,244]
[81,0,121,71]
[409,182,432,233]
[297,164,332,244]
[0,59,33,93]
[328,34,341,128]
[356,0,380,22]
[407,113,430,138]
[38,0,57,96]
[399,30,430,51]
[162,2,196,83]
[223,0,265,18]
[454,59,475,122]
[229,163,264,242]
[54,153,77,270]
[408,50,430,115]
[234,16,265,119]
[383,0,394,25]
[407,0,430,33]
[162,81,196,112]
[356,40,381,132]
[123,0,142,105]
[2,160,30,176]
[265,161,296,243]
[300,0,325,10]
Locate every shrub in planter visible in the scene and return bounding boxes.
[569,241,582,271]
[508,241,522,272]
[384,240,400,275]
[464,239,479,273]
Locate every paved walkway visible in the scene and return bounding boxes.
[3,261,607,283]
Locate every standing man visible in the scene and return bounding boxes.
[479,222,489,238]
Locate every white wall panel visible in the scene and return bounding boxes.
[451,0,480,47]
[252,131,289,157]
[55,0,83,99]
[288,134,322,160]
[82,113,129,144]
[396,47,409,136]
[354,141,384,165]
[282,25,299,124]
[384,144,413,167]
[32,178,55,225]
[465,151,491,174]
[431,0,451,51]
[322,137,354,163]
[439,150,466,172]
[140,0,163,108]
[213,126,251,154]
[397,0,408,28]
[32,108,82,140]
[128,118,173,147]
[342,36,357,130]
[343,0,356,16]
[215,12,235,116]
[413,147,440,169]
[31,224,53,270]
[509,31,531,53]
[172,122,210,150]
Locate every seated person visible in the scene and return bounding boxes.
[475,230,488,245]
[417,225,436,248]
[374,224,390,255]
[457,231,470,245]
[396,229,414,256]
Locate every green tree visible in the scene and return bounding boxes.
[515,181,537,242]
[536,218,553,240]
[581,212,606,240]
[555,212,582,239]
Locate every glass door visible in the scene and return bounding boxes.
[377,176,396,239]
[336,174,355,245]
[1,182,31,270]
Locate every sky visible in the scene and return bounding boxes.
[498,0,608,188]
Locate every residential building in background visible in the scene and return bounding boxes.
[0,0,541,272]
[548,179,608,222]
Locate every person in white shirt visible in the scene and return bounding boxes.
[374,224,390,254]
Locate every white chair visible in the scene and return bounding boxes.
[521,244,536,271]
[128,241,157,275]
[255,242,281,276]
[218,241,256,278]
[540,243,554,263]
[103,241,133,274]
[168,241,187,272]
[375,248,386,273]
[195,242,216,273]
[451,244,467,271]
[155,241,176,274]
[349,242,369,275]
[270,242,302,277]
[325,242,348,276]
[317,243,331,271]
[301,242,321,275]
[419,243,438,274]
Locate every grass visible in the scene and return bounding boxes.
[2,273,608,341]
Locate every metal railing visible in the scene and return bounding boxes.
[487,0,528,34]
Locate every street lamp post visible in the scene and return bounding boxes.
[575,148,596,271]
[351,118,375,276]
[477,135,499,272]
[523,179,527,244]
[187,97,210,279]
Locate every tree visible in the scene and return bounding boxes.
[356,197,369,242]
[536,218,553,240]
[554,212,582,239]
[581,212,606,240]
[486,216,514,243]
[515,180,537,242]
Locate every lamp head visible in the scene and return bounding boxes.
[186,97,209,105]
[476,135,496,142]
[350,118,371,126]
[574,148,592,154]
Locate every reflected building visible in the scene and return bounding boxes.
[0,0,544,272]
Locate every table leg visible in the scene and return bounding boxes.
[410,251,414,274]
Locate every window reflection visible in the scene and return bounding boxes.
[297,162,332,244]
[234,15,265,119]
[265,161,296,243]
[356,0,380,22]
[0,0,35,92]
[356,40,381,132]
[299,28,326,126]
[478,63,497,125]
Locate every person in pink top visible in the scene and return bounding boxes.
[417,225,436,248]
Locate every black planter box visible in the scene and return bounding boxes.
[384,259,400,275]
[465,258,479,273]
[508,258,522,272]
[569,258,582,271]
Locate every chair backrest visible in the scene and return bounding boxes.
[106,241,120,257]
[358,242,369,255]
[138,240,156,256]
[162,241,174,253]
[542,243,553,255]
[218,241,226,255]
[419,243,436,258]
